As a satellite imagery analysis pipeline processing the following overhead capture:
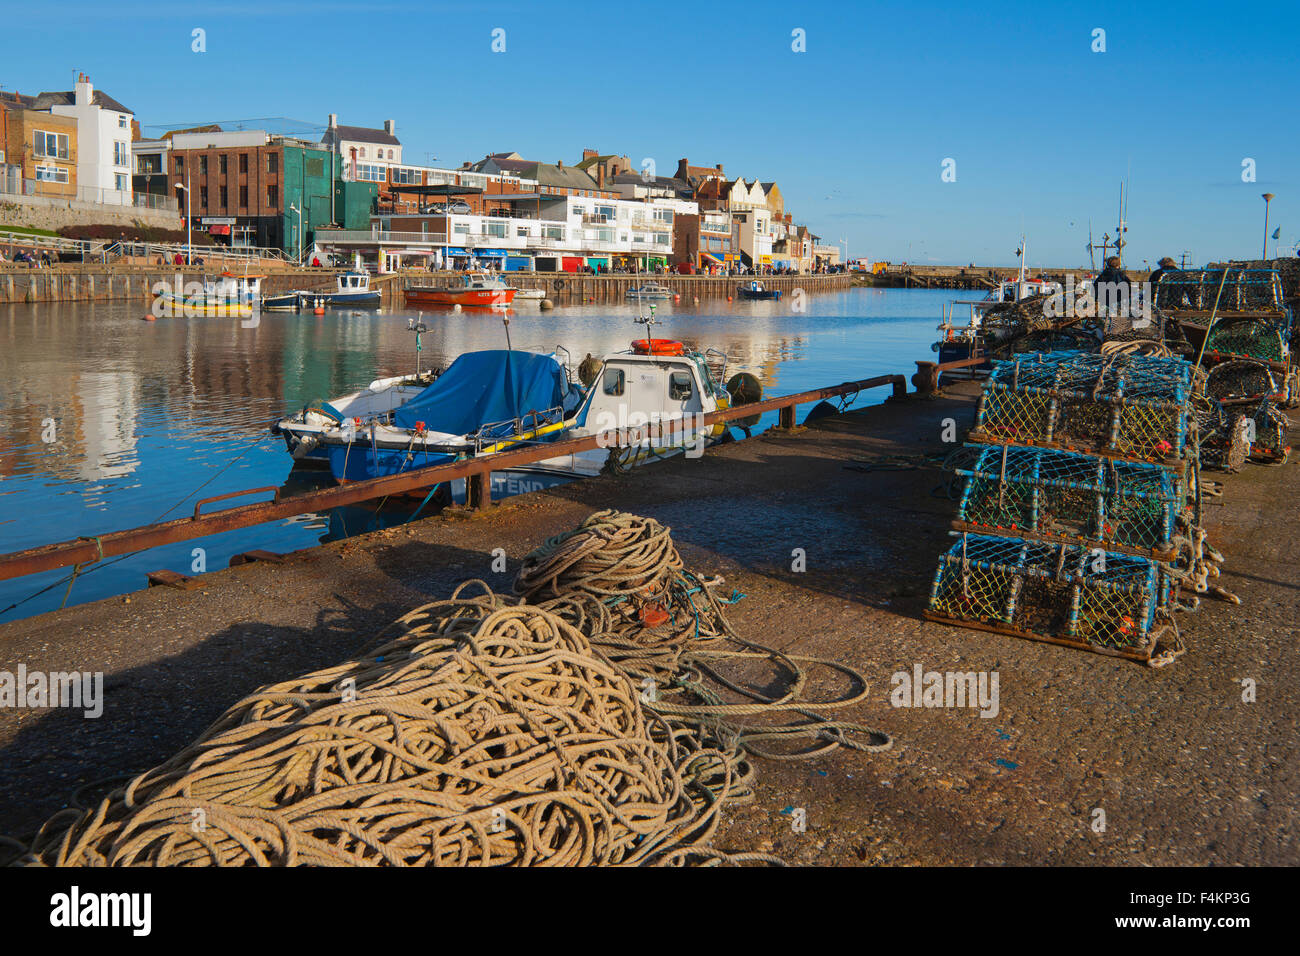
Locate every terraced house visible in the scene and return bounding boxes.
[0,90,79,199]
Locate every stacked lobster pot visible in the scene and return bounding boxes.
[1155,268,1296,467]
[924,351,1216,666]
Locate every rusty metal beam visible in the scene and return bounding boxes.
[0,373,906,582]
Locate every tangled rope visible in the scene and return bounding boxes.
[18,511,897,867]
[515,510,893,760]
[1101,338,1173,358]
[21,582,772,867]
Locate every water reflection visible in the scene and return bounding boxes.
[0,287,953,620]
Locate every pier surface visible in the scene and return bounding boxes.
[0,383,1295,865]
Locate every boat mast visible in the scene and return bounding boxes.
[408,315,428,376]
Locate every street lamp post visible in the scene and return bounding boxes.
[1262,193,1275,261]
[176,171,191,265]
[289,202,302,263]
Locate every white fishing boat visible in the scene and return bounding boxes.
[625,282,675,300]
[262,271,381,311]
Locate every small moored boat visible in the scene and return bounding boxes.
[736,281,780,300]
[157,272,263,317]
[625,282,675,300]
[263,271,381,311]
[405,271,516,308]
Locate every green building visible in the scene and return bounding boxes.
[279,146,376,258]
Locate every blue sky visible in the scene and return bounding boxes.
[2,0,1295,267]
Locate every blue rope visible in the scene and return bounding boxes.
[407,483,444,524]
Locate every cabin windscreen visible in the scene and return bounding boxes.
[392,350,574,435]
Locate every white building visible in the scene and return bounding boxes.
[34,74,134,205]
[320,114,401,183]
[327,193,696,272]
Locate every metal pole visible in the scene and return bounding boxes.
[186,166,192,265]
[1262,193,1274,261]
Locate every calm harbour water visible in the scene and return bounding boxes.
[0,286,955,622]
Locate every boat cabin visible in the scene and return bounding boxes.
[337,271,372,294]
[575,347,724,438]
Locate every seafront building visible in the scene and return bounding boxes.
[1,74,836,268]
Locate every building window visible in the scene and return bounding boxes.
[485,220,507,238]
[175,156,184,174]
[200,186,208,206]
[269,153,279,174]
[115,173,128,192]
[267,185,278,206]
[198,155,208,175]
[33,130,70,160]
[219,154,228,174]
[118,115,128,129]
[387,149,394,159]
[239,154,248,174]
[358,147,366,158]
[353,163,384,182]
[220,185,228,207]
[239,184,248,206]
[35,165,69,184]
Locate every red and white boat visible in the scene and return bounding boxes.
[404,271,516,308]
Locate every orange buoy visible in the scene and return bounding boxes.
[314,305,325,315]
[142,313,156,322]
[673,294,680,303]
[726,295,733,302]
[631,338,685,356]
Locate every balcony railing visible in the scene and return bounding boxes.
[0,175,178,212]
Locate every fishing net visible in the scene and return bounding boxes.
[1153,269,1286,313]
[1004,329,1099,356]
[1204,359,1287,404]
[925,533,1173,659]
[1204,316,1289,364]
[953,444,1181,556]
[970,352,1194,462]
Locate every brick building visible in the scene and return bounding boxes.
[0,90,79,199]
[158,129,373,253]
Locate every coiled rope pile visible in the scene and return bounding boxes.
[23,583,760,866]
[17,511,889,867]
[517,510,893,761]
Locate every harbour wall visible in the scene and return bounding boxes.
[0,266,852,306]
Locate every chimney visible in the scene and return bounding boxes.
[75,74,93,107]
[556,159,563,168]
[583,148,597,161]
[384,119,395,136]
[597,165,604,190]
[328,113,337,128]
